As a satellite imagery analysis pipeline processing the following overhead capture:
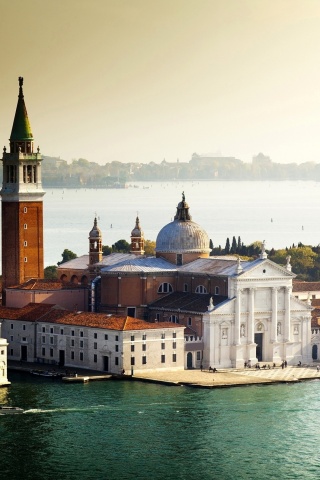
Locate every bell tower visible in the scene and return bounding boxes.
[130,216,145,255]
[1,77,45,301]
[89,217,103,266]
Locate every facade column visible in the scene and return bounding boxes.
[284,286,291,342]
[234,289,241,345]
[271,287,278,342]
[248,288,255,343]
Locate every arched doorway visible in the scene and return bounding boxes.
[187,352,193,369]
[312,344,318,360]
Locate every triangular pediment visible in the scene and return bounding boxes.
[290,296,313,312]
[239,258,295,280]
[212,297,235,314]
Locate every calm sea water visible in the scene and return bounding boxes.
[43,181,320,267]
[1,372,320,480]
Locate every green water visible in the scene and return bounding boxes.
[1,372,320,480]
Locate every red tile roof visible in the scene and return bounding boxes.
[7,279,87,291]
[0,303,184,331]
[293,281,320,292]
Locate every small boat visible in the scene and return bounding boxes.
[30,369,63,379]
[0,406,24,414]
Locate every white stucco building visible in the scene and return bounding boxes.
[0,303,185,374]
[203,256,313,368]
[0,323,10,387]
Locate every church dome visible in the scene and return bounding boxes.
[131,216,143,237]
[89,217,101,238]
[155,193,210,254]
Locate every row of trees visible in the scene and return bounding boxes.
[45,238,320,282]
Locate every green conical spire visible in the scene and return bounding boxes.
[10,77,33,141]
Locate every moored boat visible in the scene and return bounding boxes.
[0,406,24,414]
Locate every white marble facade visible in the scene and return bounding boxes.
[203,258,313,368]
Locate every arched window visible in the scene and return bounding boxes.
[195,285,207,294]
[312,344,318,360]
[60,274,67,282]
[158,283,173,294]
[215,286,220,295]
[71,275,79,284]
[169,315,178,323]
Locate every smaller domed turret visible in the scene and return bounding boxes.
[130,216,145,255]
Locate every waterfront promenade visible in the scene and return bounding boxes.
[8,361,320,388]
[133,365,320,388]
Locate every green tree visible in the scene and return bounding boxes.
[231,236,237,254]
[102,245,112,256]
[225,238,230,254]
[112,239,130,253]
[58,249,77,265]
[144,240,156,256]
[44,265,58,279]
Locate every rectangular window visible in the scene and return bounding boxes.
[71,330,75,337]
[161,343,165,350]
[115,345,119,352]
[24,207,27,213]
[80,340,84,348]
[23,324,26,331]
[42,347,45,356]
[172,354,177,362]
[24,224,27,230]
[161,355,165,364]
[24,257,27,263]
[24,241,28,247]
[80,352,83,361]
[197,351,201,361]
[173,342,176,349]
[161,333,165,339]
[131,335,135,342]
[142,344,146,351]
[131,345,135,352]
[131,357,135,366]
[115,357,119,366]
[115,335,119,341]
[94,342,97,350]
[50,337,54,344]
[22,337,26,342]
[50,327,53,334]
[142,334,146,341]
[10,349,13,356]
[94,333,97,339]
[71,351,74,360]
[142,356,147,365]
[173,332,176,339]
[80,331,84,338]
[42,326,45,333]
[10,324,13,330]
[71,339,75,347]
[60,328,64,335]
[10,336,13,342]
[42,336,45,343]
[188,318,192,326]
[104,334,108,340]
[50,348,53,357]
[156,313,160,321]
[93,354,97,363]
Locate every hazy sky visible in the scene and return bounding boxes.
[1,0,320,165]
